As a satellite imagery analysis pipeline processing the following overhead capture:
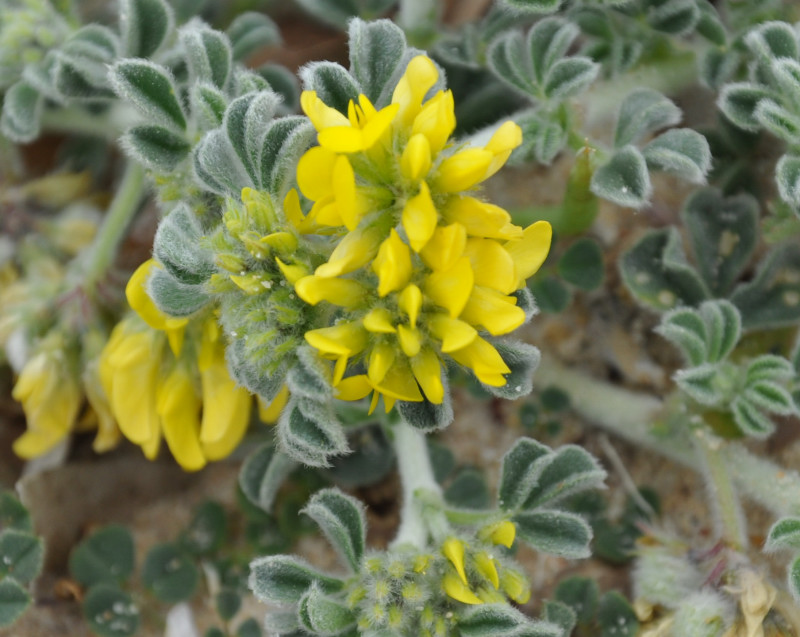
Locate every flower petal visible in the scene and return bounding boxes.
[435,148,493,193]
[411,348,444,403]
[420,223,466,272]
[424,256,473,318]
[460,286,526,335]
[505,220,553,286]
[402,181,438,252]
[373,230,412,297]
[295,275,367,308]
[464,238,517,294]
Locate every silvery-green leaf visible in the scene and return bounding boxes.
[543,57,599,101]
[643,128,711,184]
[731,397,775,437]
[790,557,800,600]
[731,242,800,330]
[487,30,537,97]
[596,591,639,637]
[147,267,210,317]
[765,517,800,551]
[745,355,795,384]
[481,340,540,400]
[521,445,606,510]
[298,584,356,635]
[348,18,408,107]
[744,381,795,415]
[528,17,579,83]
[259,116,315,197]
[225,92,282,187]
[295,0,396,31]
[111,60,187,131]
[239,444,296,513]
[227,12,281,61]
[53,55,115,101]
[460,605,561,637]
[656,307,708,366]
[744,21,799,64]
[645,0,700,35]
[123,125,191,172]
[191,83,227,129]
[513,509,592,558]
[699,299,740,363]
[299,61,361,114]
[153,204,214,284]
[717,83,774,132]
[776,154,800,208]
[120,0,174,58]
[695,1,726,46]
[498,438,552,512]
[0,530,44,585]
[614,89,682,148]
[590,145,652,208]
[755,99,800,145]
[0,82,43,143]
[500,0,563,13]
[193,128,253,196]
[396,377,453,432]
[180,24,233,91]
[249,555,343,604]
[302,489,366,572]
[700,48,740,91]
[257,64,300,113]
[0,578,31,628]
[675,363,722,405]
[278,397,349,467]
[681,188,759,296]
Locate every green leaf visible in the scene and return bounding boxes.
[700,48,740,91]
[695,2,726,46]
[227,12,281,61]
[558,238,604,290]
[83,585,140,637]
[790,557,800,600]
[731,397,775,437]
[120,0,174,58]
[699,300,740,363]
[460,604,561,636]
[487,31,536,97]
[326,424,395,488]
[681,188,759,296]
[656,307,709,366]
[191,83,227,129]
[521,445,606,509]
[645,0,700,35]
[298,584,356,635]
[257,116,315,197]
[224,92,283,188]
[765,517,800,551]
[517,113,567,164]
[481,340,541,400]
[527,17,579,84]
[141,543,198,603]
[0,494,32,532]
[181,501,227,556]
[500,0,562,13]
[348,18,409,107]
[147,266,211,317]
[614,89,682,148]
[0,530,43,585]
[543,600,577,634]
[643,128,711,184]
[302,488,366,572]
[529,275,571,313]
[731,243,800,330]
[597,591,639,637]
[498,438,552,512]
[215,588,241,622]
[236,617,262,637]
[543,57,598,101]
[249,555,344,604]
[744,21,799,62]
[772,58,800,110]
[0,81,43,143]
[755,99,800,144]
[124,125,191,172]
[69,525,134,588]
[277,398,349,467]
[299,61,361,115]
[295,0,396,31]
[776,154,800,208]
[194,129,253,197]
[746,355,795,384]
[619,227,710,312]
[444,468,491,510]
[397,384,454,432]
[111,60,187,131]
[675,364,722,405]
[555,576,599,626]
[257,64,301,113]
[744,381,795,415]
[590,146,652,208]
[239,444,297,513]
[0,578,30,628]
[540,386,570,412]
[717,83,773,132]
[181,24,233,91]
[154,204,214,285]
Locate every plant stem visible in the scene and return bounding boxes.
[40,103,135,141]
[390,420,443,550]
[694,431,747,550]
[83,161,145,294]
[534,354,800,517]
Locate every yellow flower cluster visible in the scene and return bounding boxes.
[293,55,552,411]
[99,260,287,470]
[440,522,529,606]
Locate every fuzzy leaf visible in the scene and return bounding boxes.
[765,517,800,552]
[619,227,710,311]
[730,243,800,330]
[746,355,795,384]
[498,438,552,512]
[194,129,252,196]
[124,125,191,172]
[69,525,134,588]
[396,380,454,432]
[298,584,356,635]
[717,83,773,132]
[278,398,349,467]
[528,17,579,83]
[744,380,795,415]
[239,444,297,513]
[488,31,536,97]
[444,468,491,510]
[120,0,174,58]
[236,618,262,637]
[695,2,726,46]
[675,364,721,405]
[731,397,775,438]
[181,502,226,556]
[295,0,396,31]
[699,299,741,363]
[0,530,43,585]
[53,54,115,101]
[225,92,283,188]
[744,21,799,63]
[259,116,315,197]
[558,238,604,290]
[776,154,800,208]
[227,12,281,61]
[83,585,140,637]
[790,557,800,600]
[147,267,211,317]
[300,61,361,115]
[191,83,227,129]
[513,509,592,558]
[656,307,708,366]
[500,0,562,13]
[460,604,561,637]
[643,128,711,183]
[645,0,700,35]
[543,600,577,634]
[249,555,343,604]
[0,82,43,143]
[181,25,233,91]
[772,58,800,110]
[681,189,759,296]
[111,61,186,131]
[591,146,652,208]
[522,445,606,510]
[154,204,214,285]
[348,18,408,107]
[755,99,800,145]
[481,340,541,400]
[303,489,366,573]
[614,89,682,148]
[257,64,301,112]
[543,57,598,101]
[0,578,31,628]
[597,591,639,637]
[0,494,31,533]
[142,543,198,603]
[555,576,599,625]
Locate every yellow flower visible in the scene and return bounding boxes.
[295,54,552,410]
[11,337,81,459]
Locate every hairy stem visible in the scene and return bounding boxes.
[694,431,747,549]
[390,420,443,549]
[40,103,135,141]
[83,162,145,293]
[535,354,800,517]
